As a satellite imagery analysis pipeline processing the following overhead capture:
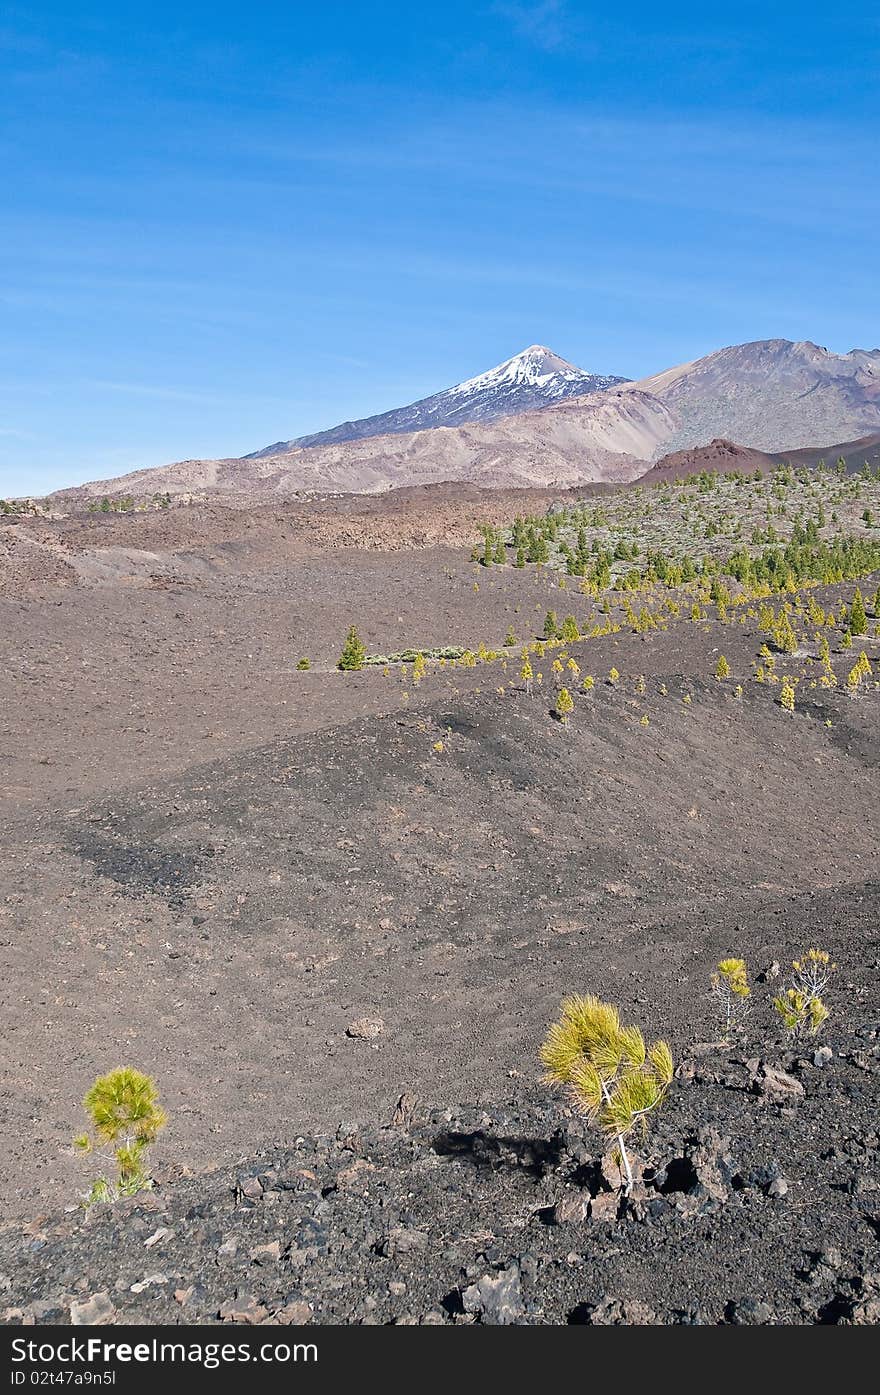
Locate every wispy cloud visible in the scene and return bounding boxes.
[491,1,572,53]
[85,380,276,408]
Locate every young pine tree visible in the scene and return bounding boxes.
[338,625,366,671]
[555,686,574,723]
[541,995,672,1196]
[711,958,750,1038]
[849,587,867,636]
[772,613,797,655]
[773,949,834,1036]
[74,1067,167,1208]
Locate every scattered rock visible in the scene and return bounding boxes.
[377,1227,430,1258]
[654,1127,736,1213]
[850,1298,880,1324]
[757,962,781,983]
[751,1062,805,1101]
[274,1300,312,1325]
[218,1293,270,1324]
[391,1092,419,1127]
[728,1297,775,1324]
[250,1241,281,1263]
[69,1292,116,1326]
[587,1295,658,1325]
[346,1017,385,1040]
[335,1158,377,1188]
[588,1192,621,1223]
[144,1226,174,1248]
[461,1265,525,1325]
[551,1194,586,1225]
[130,1274,169,1294]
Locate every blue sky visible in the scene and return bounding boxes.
[1,1,878,494]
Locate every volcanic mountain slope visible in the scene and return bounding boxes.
[635,438,779,484]
[247,345,628,454]
[627,340,880,454]
[49,387,672,504]
[45,338,880,505]
[779,432,880,475]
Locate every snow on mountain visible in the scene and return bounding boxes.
[246,346,627,456]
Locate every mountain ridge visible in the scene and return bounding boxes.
[45,337,880,504]
[626,338,880,454]
[246,345,628,455]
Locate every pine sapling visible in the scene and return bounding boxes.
[849,588,867,636]
[74,1067,167,1208]
[555,686,574,723]
[773,948,835,1036]
[711,958,751,1039]
[541,995,673,1196]
[337,625,366,671]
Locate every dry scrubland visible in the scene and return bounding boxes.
[1,462,879,1324]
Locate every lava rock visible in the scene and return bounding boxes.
[69,1292,116,1326]
[461,1265,525,1325]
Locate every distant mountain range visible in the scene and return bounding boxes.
[247,346,627,455]
[627,339,880,455]
[48,338,880,504]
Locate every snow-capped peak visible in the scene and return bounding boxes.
[247,346,628,455]
[450,346,595,396]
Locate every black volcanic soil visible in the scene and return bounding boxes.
[3,1028,880,1326]
[1,500,879,1325]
